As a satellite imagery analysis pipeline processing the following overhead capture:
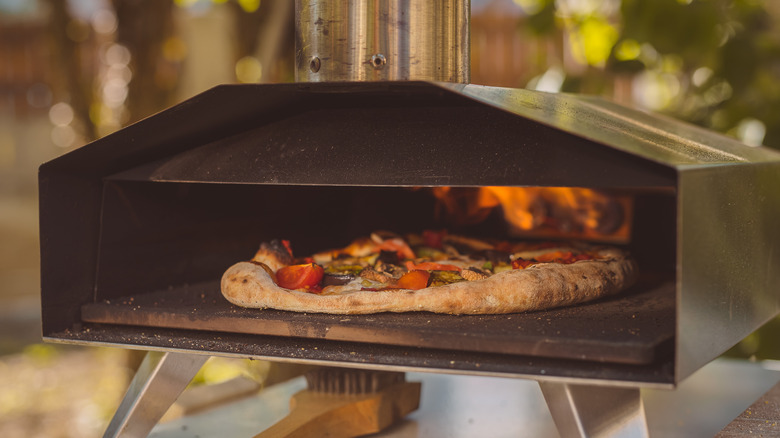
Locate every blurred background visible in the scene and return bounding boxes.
[1,0,779,436]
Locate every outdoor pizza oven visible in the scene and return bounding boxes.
[38,0,780,436]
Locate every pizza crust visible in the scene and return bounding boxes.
[220,249,638,315]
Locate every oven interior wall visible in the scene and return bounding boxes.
[92,182,677,303]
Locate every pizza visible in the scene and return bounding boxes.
[220,230,638,315]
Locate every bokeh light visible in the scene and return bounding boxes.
[91,9,117,35]
[50,126,76,148]
[736,118,766,147]
[235,56,263,83]
[614,38,641,62]
[48,103,74,127]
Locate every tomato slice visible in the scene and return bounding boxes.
[389,270,430,290]
[275,263,324,291]
[405,261,461,272]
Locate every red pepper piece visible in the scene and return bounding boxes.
[388,270,430,290]
[275,263,324,292]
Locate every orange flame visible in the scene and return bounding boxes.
[477,187,545,230]
[432,186,632,243]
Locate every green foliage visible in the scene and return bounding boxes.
[521,0,557,34]
[620,0,723,62]
[517,0,780,149]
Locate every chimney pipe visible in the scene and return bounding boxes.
[295,0,470,83]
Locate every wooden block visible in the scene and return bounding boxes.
[254,381,422,438]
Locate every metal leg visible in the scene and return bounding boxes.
[103,351,209,438]
[539,382,649,438]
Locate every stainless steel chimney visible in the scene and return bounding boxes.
[295,0,470,82]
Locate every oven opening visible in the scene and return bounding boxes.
[80,180,676,370]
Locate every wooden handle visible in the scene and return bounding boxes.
[254,381,421,438]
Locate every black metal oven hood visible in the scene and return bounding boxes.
[39,80,780,388]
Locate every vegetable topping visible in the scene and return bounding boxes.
[389,270,430,290]
[264,233,602,292]
[276,263,324,291]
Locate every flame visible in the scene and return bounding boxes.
[431,187,494,226]
[432,186,632,242]
[477,187,544,230]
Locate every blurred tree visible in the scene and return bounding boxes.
[516,0,780,149]
[112,0,178,125]
[45,0,97,140]
[230,0,264,62]
[229,0,294,83]
[44,0,293,141]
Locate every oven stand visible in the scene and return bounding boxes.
[103,351,209,438]
[539,381,649,438]
[103,352,650,438]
